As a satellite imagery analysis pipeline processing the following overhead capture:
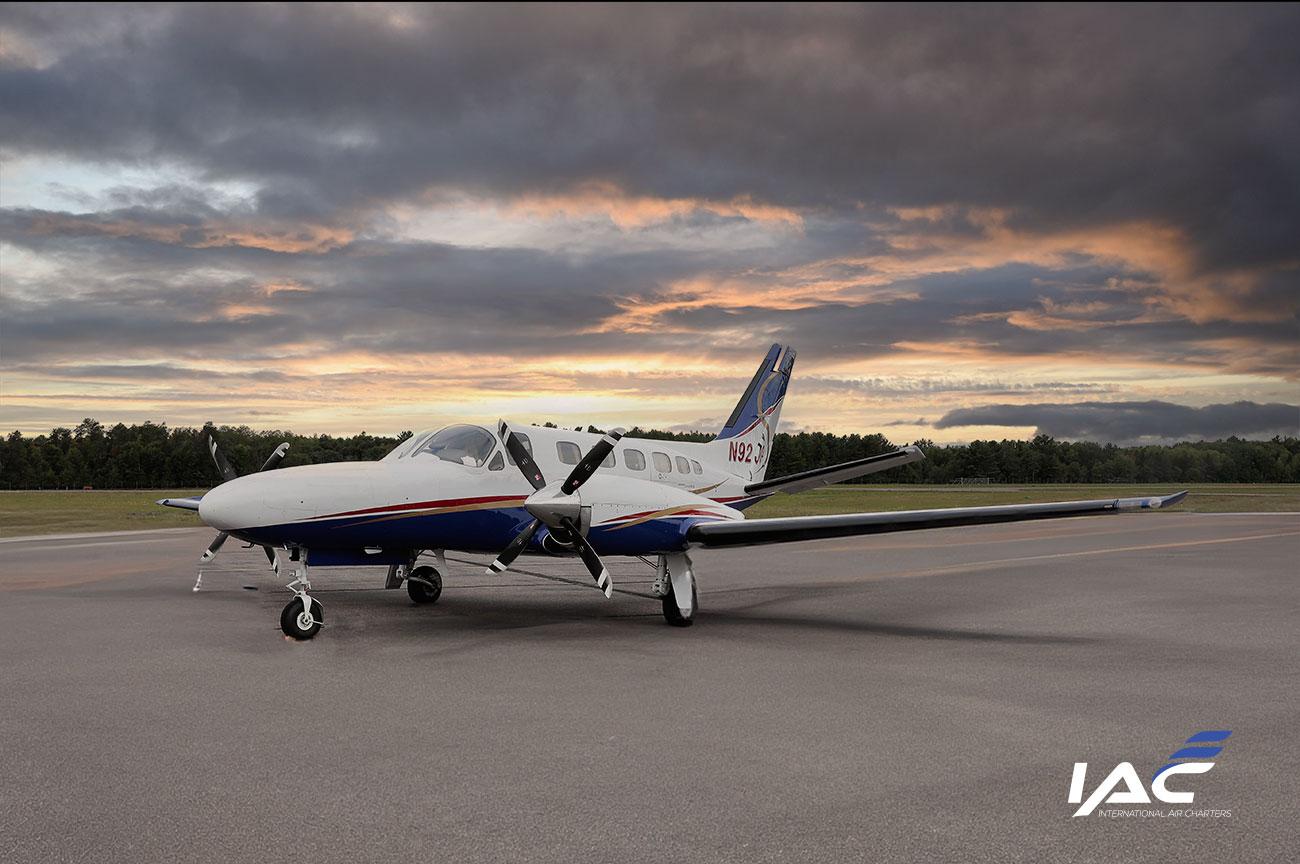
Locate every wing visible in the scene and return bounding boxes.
[744,446,924,496]
[687,491,1187,548]
[157,496,203,511]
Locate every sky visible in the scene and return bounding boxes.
[1,3,1297,445]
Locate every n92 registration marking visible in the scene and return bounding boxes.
[727,441,761,464]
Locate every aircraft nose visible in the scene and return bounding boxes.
[198,479,250,531]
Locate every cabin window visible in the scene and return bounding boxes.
[675,456,691,474]
[557,441,581,465]
[488,451,505,471]
[652,452,672,473]
[691,460,703,474]
[410,424,496,467]
[624,449,646,471]
[602,450,616,468]
[503,432,533,466]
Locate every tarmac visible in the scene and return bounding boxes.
[2,512,1297,863]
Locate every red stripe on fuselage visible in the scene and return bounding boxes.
[318,494,526,520]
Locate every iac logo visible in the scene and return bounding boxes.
[1068,730,1232,818]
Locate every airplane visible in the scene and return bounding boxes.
[158,344,1187,639]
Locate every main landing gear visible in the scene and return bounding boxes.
[406,565,443,604]
[652,552,698,627]
[388,552,445,604]
[279,551,322,640]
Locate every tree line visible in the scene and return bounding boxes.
[2,418,1297,489]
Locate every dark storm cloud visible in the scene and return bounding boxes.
[934,401,1300,442]
[3,3,1298,275]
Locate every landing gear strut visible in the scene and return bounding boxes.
[279,550,322,640]
[406,565,443,604]
[654,553,697,627]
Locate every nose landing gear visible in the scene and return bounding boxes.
[279,551,323,640]
[280,595,323,640]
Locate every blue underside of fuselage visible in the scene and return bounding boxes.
[231,506,714,565]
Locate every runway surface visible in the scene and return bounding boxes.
[2,513,1297,863]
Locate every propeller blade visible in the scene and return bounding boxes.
[200,531,229,562]
[499,420,546,491]
[263,545,280,575]
[560,517,612,598]
[208,435,239,482]
[486,518,541,574]
[259,442,289,472]
[560,428,625,496]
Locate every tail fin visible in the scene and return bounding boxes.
[711,344,796,481]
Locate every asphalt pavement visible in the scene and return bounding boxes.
[2,513,1297,863]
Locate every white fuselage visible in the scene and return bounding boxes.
[197,421,769,561]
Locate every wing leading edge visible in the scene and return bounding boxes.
[686,490,1188,549]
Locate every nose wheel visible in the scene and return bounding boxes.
[279,554,322,640]
[280,595,323,640]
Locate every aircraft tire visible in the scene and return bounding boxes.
[407,566,443,604]
[280,597,323,640]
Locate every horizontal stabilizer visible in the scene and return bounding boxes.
[687,491,1188,549]
[745,445,924,495]
[157,496,203,511]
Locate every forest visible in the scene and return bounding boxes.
[2,418,1298,489]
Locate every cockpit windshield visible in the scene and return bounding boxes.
[407,424,497,467]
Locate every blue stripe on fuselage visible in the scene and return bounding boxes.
[231,507,717,560]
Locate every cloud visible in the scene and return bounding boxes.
[934,401,1300,443]
[4,5,1298,270]
[1,4,1297,435]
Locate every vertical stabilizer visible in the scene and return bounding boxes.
[711,344,796,481]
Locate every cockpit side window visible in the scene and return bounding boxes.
[487,451,505,471]
[410,424,497,467]
[393,431,434,459]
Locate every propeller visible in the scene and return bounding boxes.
[200,436,289,573]
[487,420,622,598]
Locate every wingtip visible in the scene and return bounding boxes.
[1163,490,1189,507]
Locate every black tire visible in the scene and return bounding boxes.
[280,597,323,640]
[661,575,697,627]
[407,566,443,604]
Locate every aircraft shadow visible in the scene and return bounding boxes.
[315,587,1098,647]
